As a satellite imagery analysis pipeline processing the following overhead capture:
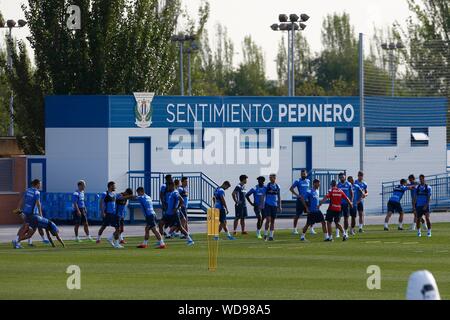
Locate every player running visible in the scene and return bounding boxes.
[354,171,368,233]
[414,175,432,238]
[72,180,94,242]
[158,181,194,245]
[383,179,413,231]
[116,188,134,244]
[321,180,353,242]
[245,176,267,239]
[347,176,364,235]
[213,181,235,240]
[290,170,316,235]
[13,179,49,249]
[136,187,166,249]
[232,175,249,236]
[13,215,65,249]
[299,179,329,241]
[263,174,282,241]
[337,173,353,238]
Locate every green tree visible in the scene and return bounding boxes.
[2,0,189,153]
[228,36,267,96]
[314,12,359,95]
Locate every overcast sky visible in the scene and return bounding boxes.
[1,0,413,79]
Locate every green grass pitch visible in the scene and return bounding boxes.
[0,223,449,300]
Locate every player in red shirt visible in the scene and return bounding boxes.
[320,180,353,242]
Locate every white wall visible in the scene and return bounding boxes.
[45,126,446,215]
[363,127,447,213]
[45,128,109,193]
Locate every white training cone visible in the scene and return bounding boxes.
[406,270,441,300]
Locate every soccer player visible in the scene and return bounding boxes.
[347,176,364,236]
[72,180,94,242]
[408,174,426,231]
[116,188,134,244]
[299,179,329,241]
[97,181,130,248]
[214,181,235,240]
[414,175,432,237]
[384,179,413,231]
[337,173,353,238]
[232,175,249,235]
[245,176,267,239]
[135,187,166,249]
[290,170,316,235]
[13,215,65,249]
[178,177,190,237]
[321,180,353,242]
[263,174,282,241]
[354,171,368,233]
[160,174,173,237]
[158,181,194,245]
[13,179,49,249]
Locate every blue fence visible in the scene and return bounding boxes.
[40,193,102,222]
[381,173,450,214]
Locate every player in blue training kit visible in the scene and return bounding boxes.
[72,180,94,242]
[158,181,194,245]
[159,174,173,237]
[115,188,134,244]
[263,174,282,241]
[299,179,329,241]
[232,175,249,235]
[214,181,235,240]
[97,181,132,248]
[13,179,49,249]
[290,170,316,235]
[384,179,414,231]
[354,171,369,233]
[245,176,267,239]
[135,187,166,249]
[407,174,426,231]
[13,215,65,248]
[347,176,364,236]
[177,177,190,238]
[414,175,432,237]
[337,173,353,239]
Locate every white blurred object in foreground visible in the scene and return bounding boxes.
[406,270,441,300]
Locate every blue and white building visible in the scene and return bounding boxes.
[29,94,447,218]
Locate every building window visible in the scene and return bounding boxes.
[411,128,429,147]
[240,129,273,149]
[366,128,397,147]
[0,159,13,192]
[335,128,353,147]
[168,129,204,149]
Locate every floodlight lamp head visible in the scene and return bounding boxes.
[299,23,307,30]
[289,14,299,22]
[270,23,279,31]
[18,19,27,27]
[300,14,310,22]
[6,20,16,28]
[279,14,288,23]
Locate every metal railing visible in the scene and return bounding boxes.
[381,173,450,214]
[310,169,347,197]
[128,171,219,212]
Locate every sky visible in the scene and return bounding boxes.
[0,0,413,79]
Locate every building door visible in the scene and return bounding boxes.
[292,136,312,185]
[129,137,151,193]
[27,158,47,192]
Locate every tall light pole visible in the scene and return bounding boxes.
[171,33,198,96]
[271,13,309,96]
[381,42,404,97]
[186,38,199,96]
[1,19,27,137]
